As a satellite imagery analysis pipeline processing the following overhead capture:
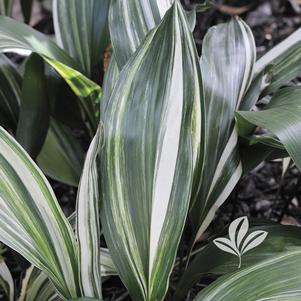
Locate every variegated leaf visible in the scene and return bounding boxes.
[100,3,203,301]
[53,0,110,77]
[190,18,256,243]
[0,127,80,299]
[109,0,173,68]
[76,128,102,299]
[0,16,77,69]
[0,259,13,301]
[194,249,301,301]
[255,27,301,95]
[237,87,301,171]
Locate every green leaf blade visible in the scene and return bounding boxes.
[0,53,21,131]
[193,249,301,301]
[76,129,102,299]
[53,0,110,77]
[100,3,203,300]
[237,87,301,171]
[190,17,256,243]
[0,127,80,299]
[16,53,50,159]
[0,16,77,69]
[109,0,173,68]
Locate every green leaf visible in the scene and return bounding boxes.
[175,224,301,301]
[70,299,101,301]
[19,266,57,301]
[76,128,102,299]
[19,248,116,301]
[0,127,80,299]
[190,17,256,243]
[53,0,110,77]
[193,248,301,300]
[109,0,173,68]
[16,53,50,159]
[0,53,21,131]
[0,16,77,69]
[20,0,33,24]
[42,55,101,131]
[0,259,13,301]
[0,0,13,16]
[37,118,84,187]
[237,87,301,171]
[100,3,202,301]
[255,27,301,95]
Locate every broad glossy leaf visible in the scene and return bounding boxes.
[237,87,301,171]
[53,0,110,77]
[190,18,256,243]
[109,0,173,68]
[0,53,21,131]
[255,27,301,95]
[193,248,301,300]
[0,127,80,299]
[76,129,102,299]
[37,119,84,187]
[100,3,203,301]
[0,16,77,69]
[174,224,301,301]
[16,53,50,159]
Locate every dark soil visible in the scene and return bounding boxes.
[3,1,301,300]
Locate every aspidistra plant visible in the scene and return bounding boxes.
[1,1,301,301]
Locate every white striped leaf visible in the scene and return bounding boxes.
[190,18,256,243]
[0,127,80,299]
[109,0,173,68]
[255,27,301,95]
[174,224,301,301]
[0,53,21,131]
[193,249,301,301]
[0,17,101,129]
[18,266,57,301]
[53,0,110,77]
[100,3,203,301]
[76,128,102,299]
[0,16,77,69]
[0,259,13,301]
[18,248,116,301]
